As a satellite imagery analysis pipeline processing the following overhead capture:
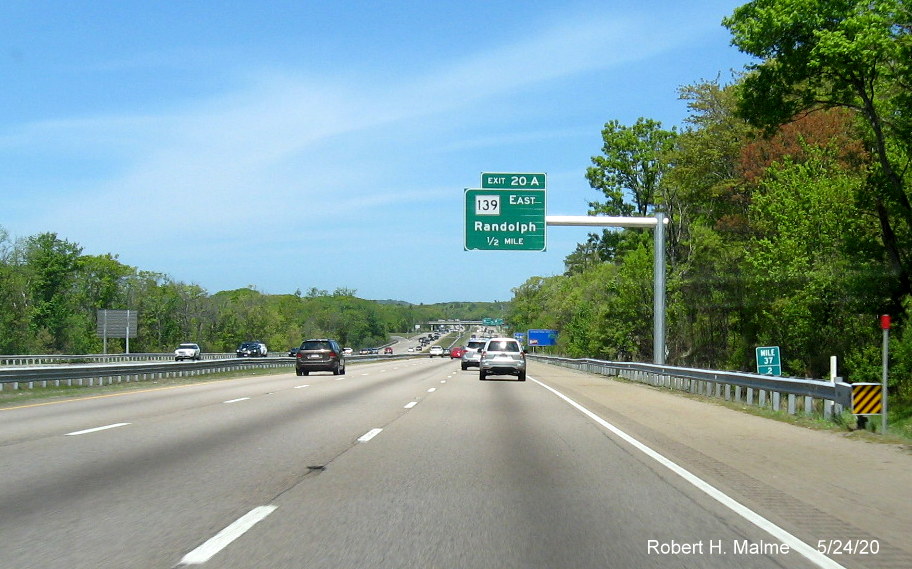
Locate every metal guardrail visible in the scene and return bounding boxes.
[0,353,239,366]
[0,354,418,391]
[531,355,853,418]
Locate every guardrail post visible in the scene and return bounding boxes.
[787,394,796,415]
[772,391,780,411]
[805,396,814,415]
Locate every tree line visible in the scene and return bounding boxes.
[0,227,502,355]
[507,0,912,402]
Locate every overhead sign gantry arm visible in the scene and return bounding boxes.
[545,213,668,365]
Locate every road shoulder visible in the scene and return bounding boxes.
[530,361,912,568]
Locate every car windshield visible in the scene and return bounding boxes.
[178,344,197,349]
[487,341,519,352]
[302,341,331,350]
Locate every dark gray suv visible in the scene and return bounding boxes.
[295,338,346,376]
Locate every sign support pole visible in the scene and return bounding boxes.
[881,315,890,433]
[654,212,666,365]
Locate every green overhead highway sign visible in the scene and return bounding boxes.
[481,172,546,189]
[464,188,546,251]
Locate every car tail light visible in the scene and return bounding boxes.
[329,351,337,357]
[296,352,303,359]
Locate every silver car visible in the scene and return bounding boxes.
[478,337,526,381]
[460,339,487,370]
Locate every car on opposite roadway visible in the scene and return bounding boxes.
[429,345,444,357]
[174,343,201,361]
[236,341,267,357]
[384,347,393,355]
[479,337,526,381]
[295,338,346,376]
[460,339,487,370]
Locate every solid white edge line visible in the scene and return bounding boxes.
[529,376,847,569]
[65,422,131,436]
[223,397,250,404]
[404,401,418,409]
[358,428,383,442]
[179,505,277,565]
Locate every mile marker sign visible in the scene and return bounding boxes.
[756,346,782,376]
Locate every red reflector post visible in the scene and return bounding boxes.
[881,314,891,330]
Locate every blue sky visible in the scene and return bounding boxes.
[1,1,751,304]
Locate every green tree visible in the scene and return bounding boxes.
[743,145,885,376]
[587,118,678,217]
[21,233,83,351]
[0,227,31,352]
[574,118,678,267]
[663,80,755,367]
[723,0,912,302]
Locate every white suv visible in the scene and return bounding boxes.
[479,338,526,381]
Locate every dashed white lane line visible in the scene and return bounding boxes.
[404,401,418,409]
[223,397,250,404]
[357,428,383,442]
[427,387,436,393]
[65,423,130,436]
[294,384,310,389]
[179,505,277,565]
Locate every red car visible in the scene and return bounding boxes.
[384,347,393,355]
[450,346,466,359]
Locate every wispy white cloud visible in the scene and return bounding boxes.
[1,3,736,299]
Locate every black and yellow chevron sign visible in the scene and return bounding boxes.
[851,383,883,415]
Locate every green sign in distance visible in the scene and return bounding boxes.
[755,346,782,376]
[481,172,547,189]
[464,188,546,251]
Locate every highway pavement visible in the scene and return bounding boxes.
[1,356,908,569]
